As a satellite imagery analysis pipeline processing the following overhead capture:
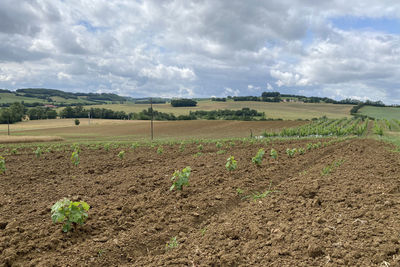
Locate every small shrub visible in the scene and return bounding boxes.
[270,149,278,160]
[225,156,237,171]
[170,166,191,191]
[118,150,125,159]
[74,119,80,126]
[0,156,6,174]
[252,148,265,166]
[51,198,90,232]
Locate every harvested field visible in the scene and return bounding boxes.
[1,138,400,266]
[0,135,64,144]
[4,119,306,141]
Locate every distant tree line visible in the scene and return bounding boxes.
[211,97,227,102]
[170,99,197,107]
[190,108,264,120]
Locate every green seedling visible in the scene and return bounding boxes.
[201,227,207,236]
[321,165,332,176]
[298,148,306,155]
[236,188,244,195]
[306,143,313,150]
[71,151,80,166]
[170,166,191,191]
[51,198,90,232]
[286,148,297,158]
[244,183,277,201]
[35,147,42,158]
[252,148,265,166]
[157,146,163,154]
[131,143,138,150]
[193,152,202,157]
[225,156,237,171]
[179,143,185,152]
[270,148,278,160]
[0,156,5,174]
[229,141,235,147]
[198,144,203,151]
[71,143,80,153]
[104,143,110,151]
[165,236,178,250]
[11,148,17,155]
[118,150,125,159]
[216,142,223,149]
[216,150,226,155]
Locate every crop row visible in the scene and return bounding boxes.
[262,117,369,138]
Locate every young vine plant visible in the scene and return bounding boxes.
[170,166,191,191]
[118,150,125,159]
[225,156,237,171]
[51,198,90,232]
[270,149,278,160]
[252,148,265,166]
[0,156,5,174]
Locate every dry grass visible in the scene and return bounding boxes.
[6,119,307,142]
[0,135,64,144]
[74,100,353,120]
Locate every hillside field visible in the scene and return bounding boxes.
[77,100,353,120]
[359,105,400,120]
[0,119,306,142]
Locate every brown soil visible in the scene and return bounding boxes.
[1,138,400,266]
[10,119,306,141]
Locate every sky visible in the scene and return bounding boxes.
[0,0,400,104]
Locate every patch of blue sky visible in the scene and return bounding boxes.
[330,16,400,34]
[77,20,107,33]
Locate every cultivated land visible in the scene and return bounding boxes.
[359,105,400,120]
[79,100,353,120]
[1,138,400,266]
[1,102,400,266]
[0,119,306,142]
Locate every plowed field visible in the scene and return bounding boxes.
[1,138,400,266]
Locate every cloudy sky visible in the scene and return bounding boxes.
[0,0,399,104]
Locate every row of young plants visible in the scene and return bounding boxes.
[262,117,369,138]
[1,136,347,235]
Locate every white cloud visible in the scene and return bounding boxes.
[0,0,399,103]
[224,87,240,96]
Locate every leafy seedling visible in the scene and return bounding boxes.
[0,156,5,174]
[298,148,306,155]
[198,144,203,151]
[157,146,163,154]
[225,156,237,171]
[104,143,110,151]
[165,236,179,250]
[252,148,265,166]
[286,148,297,158]
[71,151,80,166]
[236,188,244,195]
[216,150,226,155]
[243,183,277,201]
[35,147,42,158]
[51,198,90,232]
[170,166,191,191]
[216,142,223,149]
[118,150,125,159]
[270,148,278,160]
[11,148,17,155]
[179,143,185,152]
